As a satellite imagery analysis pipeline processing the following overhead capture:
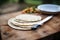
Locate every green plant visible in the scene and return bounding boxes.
[9,0,18,3]
[24,0,42,5]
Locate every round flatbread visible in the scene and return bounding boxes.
[15,14,41,22]
[9,14,41,28]
[9,18,40,28]
[8,19,32,30]
[10,18,40,26]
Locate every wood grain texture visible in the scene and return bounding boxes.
[0,11,60,40]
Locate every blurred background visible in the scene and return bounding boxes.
[0,0,60,14]
[0,0,60,40]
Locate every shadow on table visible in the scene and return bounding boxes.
[37,32,60,40]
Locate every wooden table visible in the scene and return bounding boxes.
[0,12,60,40]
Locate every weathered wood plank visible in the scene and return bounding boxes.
[0,12,60,40]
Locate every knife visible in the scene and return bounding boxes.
[31,15,53,30]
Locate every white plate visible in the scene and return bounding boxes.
[37,4,60,12]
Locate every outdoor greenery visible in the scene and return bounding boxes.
[24,0,42,5]
[42,0,60,5]
[0,0,60,5]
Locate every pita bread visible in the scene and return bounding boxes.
[11,18,40,26]
[15,14,41,22]
[10,14,41,28]
[8,20,32,30]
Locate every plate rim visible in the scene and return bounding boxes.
[37,4,60,12]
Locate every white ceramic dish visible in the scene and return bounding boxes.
[37,4,60,14]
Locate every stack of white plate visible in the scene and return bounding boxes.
[8,14,42,30]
